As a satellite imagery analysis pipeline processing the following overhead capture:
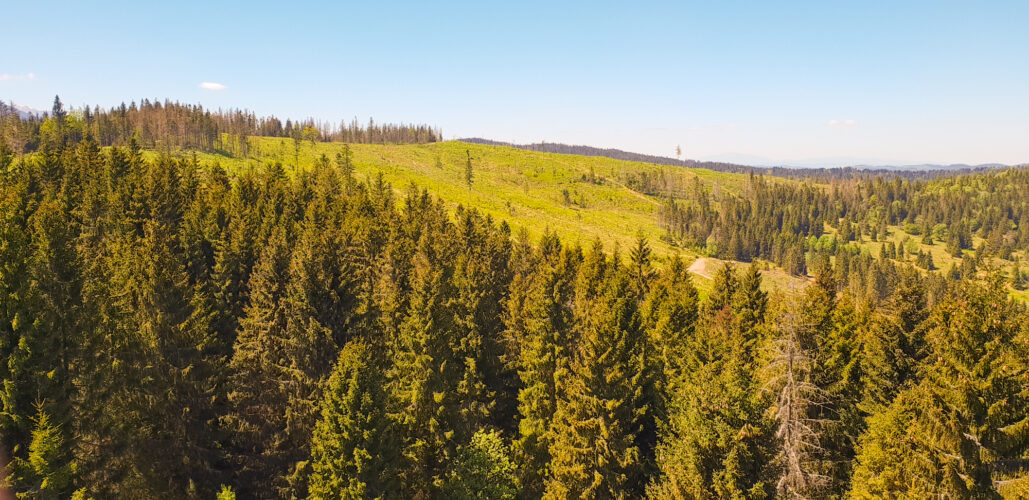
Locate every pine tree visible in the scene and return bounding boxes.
[443,429,518,500]
[511,233,579,497]
[387,220,463,496]
[851,276,1029,498]
[545,262,648,498]
[223,227,295,497]
[465,150,473,190]
[308,340,399,499]
[7,406,74,499]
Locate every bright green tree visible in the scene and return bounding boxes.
[850,277,1029,498]
[443,429,518,500]
[7,406,74,499]
[308,341,399,499]
[641,254,699,433]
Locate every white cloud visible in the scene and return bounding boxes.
[827,119,857,127]
[0,72,35,81]
[199,81,227,91]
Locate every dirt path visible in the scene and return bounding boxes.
[688,257,714,279]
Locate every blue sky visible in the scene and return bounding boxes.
[2,1,1028,166]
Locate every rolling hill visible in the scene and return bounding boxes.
[143,136,1025,302]
[165,136,814,297]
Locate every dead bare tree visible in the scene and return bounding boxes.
[764,300,831,499]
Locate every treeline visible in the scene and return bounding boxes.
[658,169,1029,276]
[461,137,1005,180]
[0,96,441,154]
[2,132,1027,498]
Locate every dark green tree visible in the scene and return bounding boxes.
[545,262,648,498]
[223,227,294,497]
[386,220,464,496]
[511,233,579,497]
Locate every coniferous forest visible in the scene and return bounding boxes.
[1,98,1028,499]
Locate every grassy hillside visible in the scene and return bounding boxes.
[176,137,753,258]
[160,137,793,296]
[139,136,1025,301]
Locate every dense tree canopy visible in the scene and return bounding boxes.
[1,103,1027,498]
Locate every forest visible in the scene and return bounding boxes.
[654,169,1029,281]
[0,98,441,154]
[0,98,1028,499]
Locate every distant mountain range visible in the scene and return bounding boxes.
[850,163,1008,171]
[0,102,43,119]
[460,138,1014,179]
[703,152,1008,171]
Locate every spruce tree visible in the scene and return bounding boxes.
[387,220,463,496]
[223,226,295,497]
[110,221,224,497]
[450,208,513,439]
[629,233,656,299]
[641,254,699,437]
[858,273,926,415]
[733,263,768,335]
[273,215,363,497]
[335,145,354,187]
[706,262,738,314]
[851,276,1029,498]
[443,430,518,500]
[545,261,648,498]
[1,199,79,469]
[511,233,579,497]
[649,262,770,499]
[7,406,74,499]
[308,340,399,499]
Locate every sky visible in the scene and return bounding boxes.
[2,1,1028,167]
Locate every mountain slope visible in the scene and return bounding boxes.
[168,137,808,296]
